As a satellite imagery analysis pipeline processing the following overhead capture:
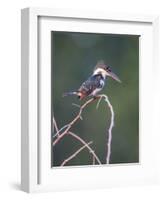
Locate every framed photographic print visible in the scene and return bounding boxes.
[21,8,159,193]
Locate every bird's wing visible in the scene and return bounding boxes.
[78,75,103,96]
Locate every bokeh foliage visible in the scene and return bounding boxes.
[51,31,139,166]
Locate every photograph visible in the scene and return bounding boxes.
[51,31,139,167]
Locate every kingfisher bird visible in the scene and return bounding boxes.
[63,60,121,100]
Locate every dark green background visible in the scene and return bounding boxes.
[51,31,139,167]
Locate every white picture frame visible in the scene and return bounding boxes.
[21,7,159,193]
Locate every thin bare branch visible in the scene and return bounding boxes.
[72,103,81,108]
[100,95,114,164]
[52,94,114,165]
[53,125,69,146]
[68,131,102,165]
[52,116,59,136]
[61,141,93,166]
[52,97,97,146]
[53,124,70,139]
[96,95,103,109]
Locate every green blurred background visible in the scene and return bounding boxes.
[51,31,139,167]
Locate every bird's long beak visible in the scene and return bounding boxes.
[107,71,121,83]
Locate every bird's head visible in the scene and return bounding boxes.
[93,60,121,83]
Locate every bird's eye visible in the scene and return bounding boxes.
[106,66,111,72]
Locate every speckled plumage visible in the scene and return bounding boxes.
[77,74,105,99]
[63,60,121,100]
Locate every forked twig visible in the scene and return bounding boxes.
[53,124,69,139]
[52,97,97,146]
[52,94,114,165]
[61,141,93,166]
[68,131,101,164]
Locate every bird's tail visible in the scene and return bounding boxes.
[62,91,78,97]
